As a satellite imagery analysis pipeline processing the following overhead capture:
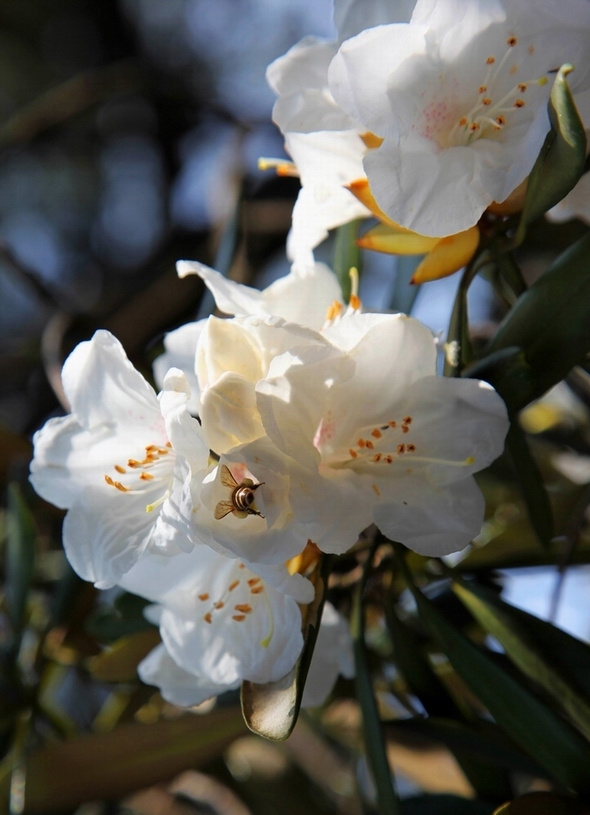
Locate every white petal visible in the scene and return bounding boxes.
[138,644,235,707]
[335,0,415,41]
[373,475,486,556]
[178,260,265,316]
[153,321,205,415]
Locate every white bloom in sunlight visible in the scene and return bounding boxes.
[265,1,415,266]
[329,0,590,236]
[29,331,209,589]
[177,258,343,330]
[547,170,590,226]
[153,320,205,415]
[302,602,355,708]
[121,544,314,706]
[256,312,509,556]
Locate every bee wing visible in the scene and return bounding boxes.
[214,500,235,520]
[219,464,238,489]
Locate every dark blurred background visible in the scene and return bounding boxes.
[0,0,338,438]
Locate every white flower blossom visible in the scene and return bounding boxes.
[256,311,509,556]
[30,331,209,589]
[121,543,314,706]
[328,0,590,236]
[265,2,415,266]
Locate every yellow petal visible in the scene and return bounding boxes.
[357,223,439,254]
[347,178,410,229]
[411,226,480,284]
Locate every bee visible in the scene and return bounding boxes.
[214,464,265,520]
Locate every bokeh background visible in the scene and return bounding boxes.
[3,3,590,814]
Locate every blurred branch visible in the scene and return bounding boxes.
[40,313,72,411]
[0,59,141,149]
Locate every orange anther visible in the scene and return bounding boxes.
[358,438,366,448]
[114,481,129,492]
[407,444,416,452]
[478,85,487,94]
[105,475,115,486]
[198,593,209,601]
[146,445,157,452]
[128,459,141,468]
[115,465,126,474]
[458,117,468,127]
[514,99,525,108]
[507,36,517,46]
[518,83,527,92]
[402,425,409,434]
[403,417,412,424]
[247,578,261,586]
[349,449,358,458]
[232,615,246,621]
[250,586,264,595]
[166,441,172,448]
[385,455,393,464]
[204,613,212,624]
[388,421,397,428]
[482,97,491,106]
[397,444,406,455]
[372,484,381,496]
[349,294,362,310]
[469,122,480,132]
[366,440,374,450]
[140,472,154,480]
[372,453,382,463]
[371,428,382,438]
[486,56,496,65]
[228,580,240,592]
[235,604,252,613]
[214,601,225,609]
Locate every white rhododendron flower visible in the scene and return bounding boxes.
[265,1,415,266]
[120,544,314,705]
[153,320,205,416]
[177,258,343,331]
[547,170,590,226]
[329,0,590,236]
[256,312,509,556]
[30,332,209,589]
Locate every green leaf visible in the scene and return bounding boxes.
[241,554,333,741]
[86,591,155,643]
[385,601,461,719]
[396,552,590,793]
[353,546,400,814]
[452,578,590,743]
[387,718,546,779]
[333,218,362,301]
[504,421,554,548]
[487,231,590,408]
[463,348,536,413]
[402,795,495,815]
[0,707,246,813]
[444,255,490,377]
[5,485,36,639]
[515,65,587,245]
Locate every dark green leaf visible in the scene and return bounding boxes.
[385,602,461,719]
[504,421,554,548]
[387,718,546,779]
[241,554,333,741]
[453,578,590,742]
[444,256,490,377]
[333,218,362,301]
[402,795,495,815]
[5,484,36,639]
[487,231,590,407]
[493,792,589,815]
[86,592,154,643]
[463,348,536,413]
[515,65,587,244]
[396,552,590,792]
[353,547,400,814]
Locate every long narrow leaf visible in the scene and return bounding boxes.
[453,578,590,742]
[396,552,590,792]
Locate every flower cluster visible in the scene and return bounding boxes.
[264,0,590,279]
[36,0,580,710]
[30,257,508,706]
